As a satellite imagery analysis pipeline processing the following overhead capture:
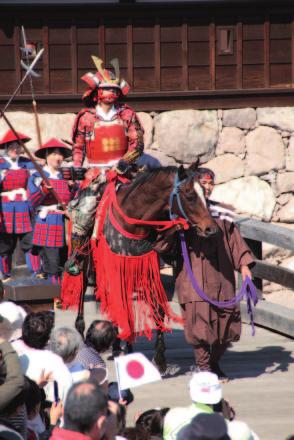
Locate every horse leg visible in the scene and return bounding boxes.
[74,254,89,339]
[152,304,167,373]
[153,329,167,373]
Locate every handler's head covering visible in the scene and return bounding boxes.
[177,413,229,440]
[34,137,72,159]
[81,56,130,101]
[197,167,215,182]
[0,130,31,148]
[189,372,222,404]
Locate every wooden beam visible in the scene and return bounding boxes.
[71,23,78,94]
[252,261,294,290]
[154,20,161,90]
[264,16,270,88]
[236,21,243,89]
[127,20,133,88]
[236,218,294,251]
[209,21,216,90]
[42,24,50,94]
[182,22,188,91]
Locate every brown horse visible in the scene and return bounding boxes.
[91,161,217,371]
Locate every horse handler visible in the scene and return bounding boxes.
[174,167,254,381]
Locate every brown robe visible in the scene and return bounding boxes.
[174,218,254,347]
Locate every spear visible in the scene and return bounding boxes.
[2,48,44,114]
[20,26,43,150]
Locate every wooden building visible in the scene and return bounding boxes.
[1,0,294,111]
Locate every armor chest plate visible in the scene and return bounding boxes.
[1,169,29,191]
[86,118,128,164]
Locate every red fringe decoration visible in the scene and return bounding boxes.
[92,234,182,342]
[61,271,84,310]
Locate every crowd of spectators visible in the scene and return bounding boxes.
[0,291,287,440]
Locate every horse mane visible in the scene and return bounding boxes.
[122,166,179,201]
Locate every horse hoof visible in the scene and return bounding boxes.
[152,354,167,374]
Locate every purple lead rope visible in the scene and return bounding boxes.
[179,231,258,336]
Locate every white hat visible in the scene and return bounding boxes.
[0,301,27,341]
[189,371,222,405]
[228,420,260,440]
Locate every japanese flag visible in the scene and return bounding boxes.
[115,352,162,391]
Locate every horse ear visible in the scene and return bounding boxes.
[178,165,187,181]
[188,158,200,172]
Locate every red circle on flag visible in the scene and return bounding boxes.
[126,360,145,379]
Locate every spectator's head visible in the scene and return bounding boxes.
[136,407,170,437]
[89,367,109,393]
[0,301,27,341]
[50,326,82,363]
[63,381,108,439]
[228,420,259,440]
[25,378,42,420]
[119,426,149,440]
[22,311,54,349]
[189,372,222,405]
[85,320,116,353]
[177,413,229,440]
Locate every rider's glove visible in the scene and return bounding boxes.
[116,159,129,175]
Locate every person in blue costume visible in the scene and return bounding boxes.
[0,130,40,282]
[28,138,74,285]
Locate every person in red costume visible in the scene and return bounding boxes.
[72,56,144,174]
[67,57,144,273]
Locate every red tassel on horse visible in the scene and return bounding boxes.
[61,270,84,310]
[92,233,182,343]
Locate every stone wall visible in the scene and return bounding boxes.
[1,106,294,223]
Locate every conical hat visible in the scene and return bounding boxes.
[0,129,31,148]
[34,137,72,159]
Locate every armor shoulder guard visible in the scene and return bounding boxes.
[19,156,35,169]
[72,108,96,142]
[0,157,9,169]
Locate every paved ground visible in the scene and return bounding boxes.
[55,297,294,440]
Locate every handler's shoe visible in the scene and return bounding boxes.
[2,275,12,283]
[211,362,229,383]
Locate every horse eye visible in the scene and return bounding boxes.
[185,192,196,201]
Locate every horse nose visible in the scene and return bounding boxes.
[205,226,217,236]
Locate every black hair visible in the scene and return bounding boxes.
[85,320,116,353]
[136,408,170,437]
[63,381,107,434]
[22,311,55,349]
[25,378,42,416]
[119,426,149,440]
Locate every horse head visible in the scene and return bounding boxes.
[173,161,217,237]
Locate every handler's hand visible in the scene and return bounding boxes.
[241,265,252,281]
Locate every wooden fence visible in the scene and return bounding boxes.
[236,218,294,294]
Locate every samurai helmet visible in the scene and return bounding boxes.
[81,56,130,103]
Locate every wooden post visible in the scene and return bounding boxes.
[42,24,50,94]
[264,16,270,88]
[209,22,216,90]
[71,22,78,94]
[182,22,188,90]
[154,20,161,90]
[236,21,243,89]
[127,20,133,88]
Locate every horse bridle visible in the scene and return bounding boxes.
[168,171,192,223]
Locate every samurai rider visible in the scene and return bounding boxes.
[0,130,40,282]
[67,56,144,274]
